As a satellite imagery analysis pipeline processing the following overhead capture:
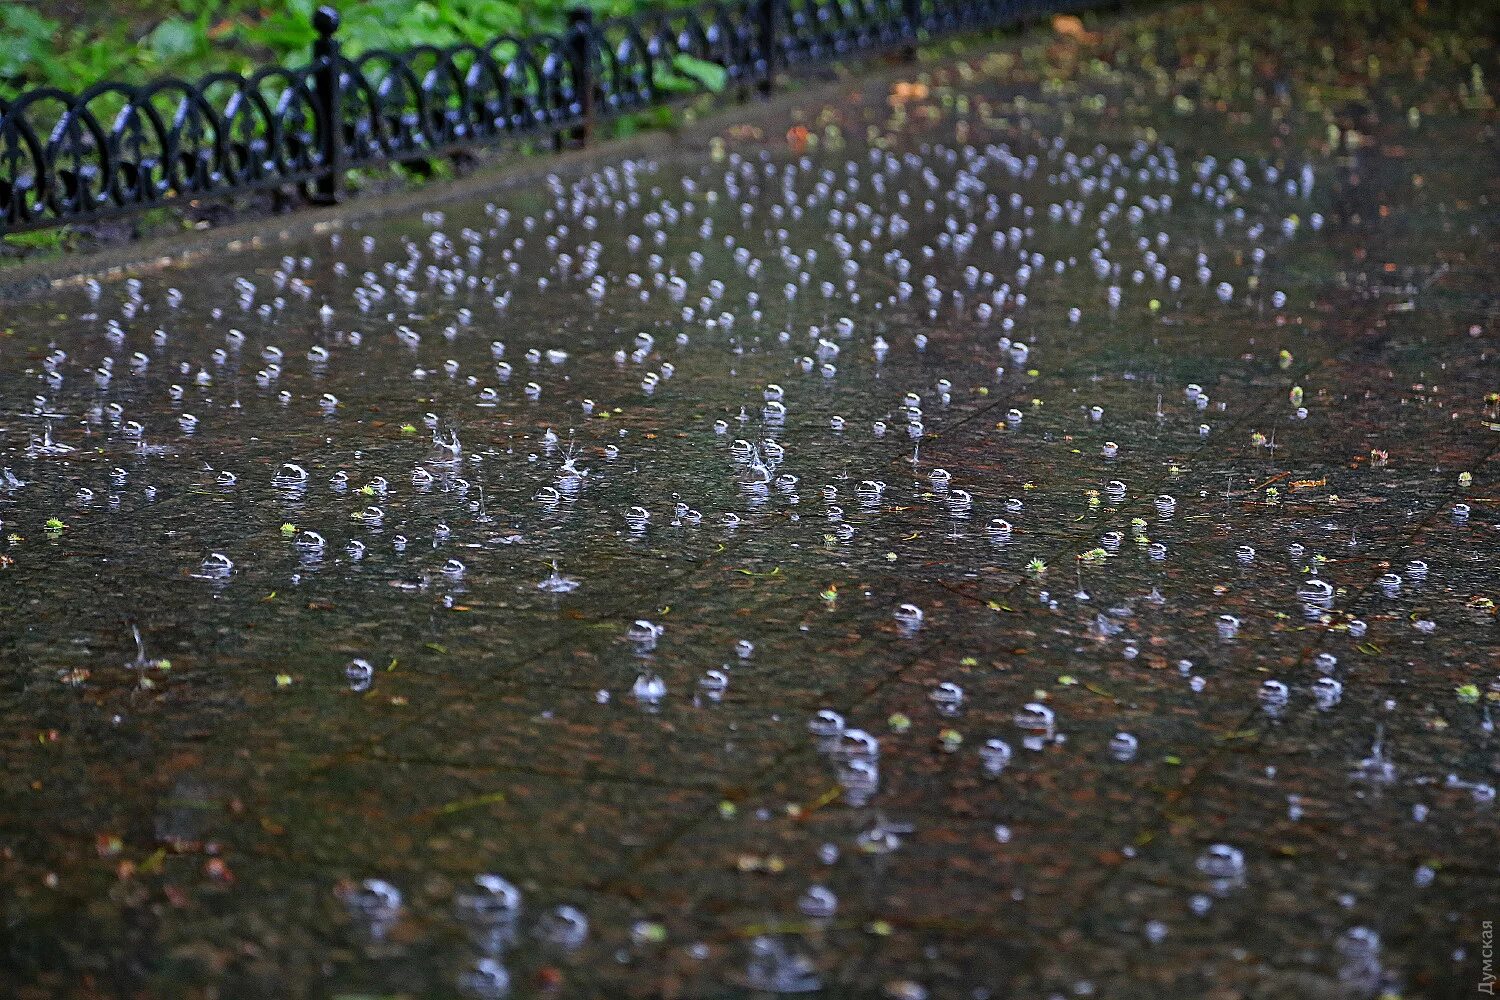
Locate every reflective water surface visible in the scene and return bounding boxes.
[1,4,1496,997]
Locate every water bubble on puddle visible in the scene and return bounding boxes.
[632,673,667,706]
[197,552,234,580]
[455,874,523,927]
[744,936,823,994]
[535,905,589,950]
[809,709,846,739]
[1108,732,1139,761]
[1196,844,1246,894]
[893,603,924,634]
[295,530,325,554]
[698,670,729,700]
[345,658,374,692]
[1313,677,1343,710]
[1336,927,1383,996]
[1013,703,1056,749]
[827,727,879,767]
[458,958,511,999]
[838,758,879,805]
[342,878,401,939]
[979,738,1013,775]
[1259,680,1289,712]
[1297,578,1335,617]
[627,619,664,648]
[929,682,964,710]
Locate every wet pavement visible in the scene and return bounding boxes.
[1,3,1497,997]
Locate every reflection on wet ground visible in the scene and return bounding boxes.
[1,2,1496,996]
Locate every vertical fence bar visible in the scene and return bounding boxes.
[903,0,922,61]
[311,6,343,205]
[756,0,777,98]
[567,7,596,148]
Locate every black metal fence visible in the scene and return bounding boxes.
[0,0,1097,236]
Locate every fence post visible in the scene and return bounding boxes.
[902,0,921,62]
[565,7,595,149]
[311,6,343,205]
[756,0,777,98]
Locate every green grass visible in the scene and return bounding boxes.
[1,228,68,252]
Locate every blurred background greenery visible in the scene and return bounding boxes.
[1,0,1490,101]
[0,1,695,100]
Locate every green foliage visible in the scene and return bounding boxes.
[0,7,62,83]
[613,104,679,137]
[2,227,68,253]
[0,0,700,100]
[670,53,728,93]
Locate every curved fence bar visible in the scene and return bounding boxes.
[0,0,1104,235]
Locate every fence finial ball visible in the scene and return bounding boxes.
[313,6,341,36]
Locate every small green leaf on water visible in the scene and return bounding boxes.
[431,791,506,816]
[275,673,293,687]
[1057,675,1079,686]
[1163,754,1182,766]
[1456,684,1481,704]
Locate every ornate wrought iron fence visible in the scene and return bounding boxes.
[0,0,1098,235]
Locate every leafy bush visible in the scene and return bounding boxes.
[0,1,693,100]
